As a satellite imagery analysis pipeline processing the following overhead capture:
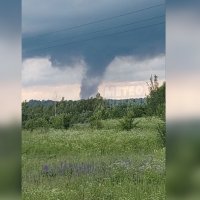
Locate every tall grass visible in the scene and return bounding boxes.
[22,117,165,200]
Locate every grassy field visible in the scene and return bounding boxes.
[22,117,165,200]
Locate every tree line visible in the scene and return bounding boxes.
[22,74,165,146]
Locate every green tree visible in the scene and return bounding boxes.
[63,113,72,129]
[146,75,166,146]
[25,118,49,132]
[88,110,103,129]
[49,115,64,129]
[146,75,165,116]
[118,110,140,131]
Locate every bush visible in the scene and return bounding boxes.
[25,119,35,132]
[88,110,103,129]
[63,114,72,129]
[49,115,64,129]
[128,104,147,118]
[36,118,49,131]
[118,111,140,131]
[119,116,133,131]
[25,118,49,132]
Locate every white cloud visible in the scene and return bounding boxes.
[22,57,86,87]
[22,54,165,100]
[103,54,165,83]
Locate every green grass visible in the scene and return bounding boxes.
[22,117,165,200]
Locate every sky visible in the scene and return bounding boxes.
[22,0,165,101]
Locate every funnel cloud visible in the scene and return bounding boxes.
[22,0,165,99]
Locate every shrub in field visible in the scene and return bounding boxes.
[119,116,133,131]
[63,114,72,129]
[25,119,35,132]
[128,103,147,118]
[118,111,140,131]
[49,115,64,129]
[36,118,49,132]
[25,118,49,132]
[88,110,103,129]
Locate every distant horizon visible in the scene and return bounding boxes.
[24,96,147,102]
[22,79,165,102]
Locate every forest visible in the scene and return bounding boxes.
[22,75,165,140]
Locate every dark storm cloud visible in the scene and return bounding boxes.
[22,0,165,99]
